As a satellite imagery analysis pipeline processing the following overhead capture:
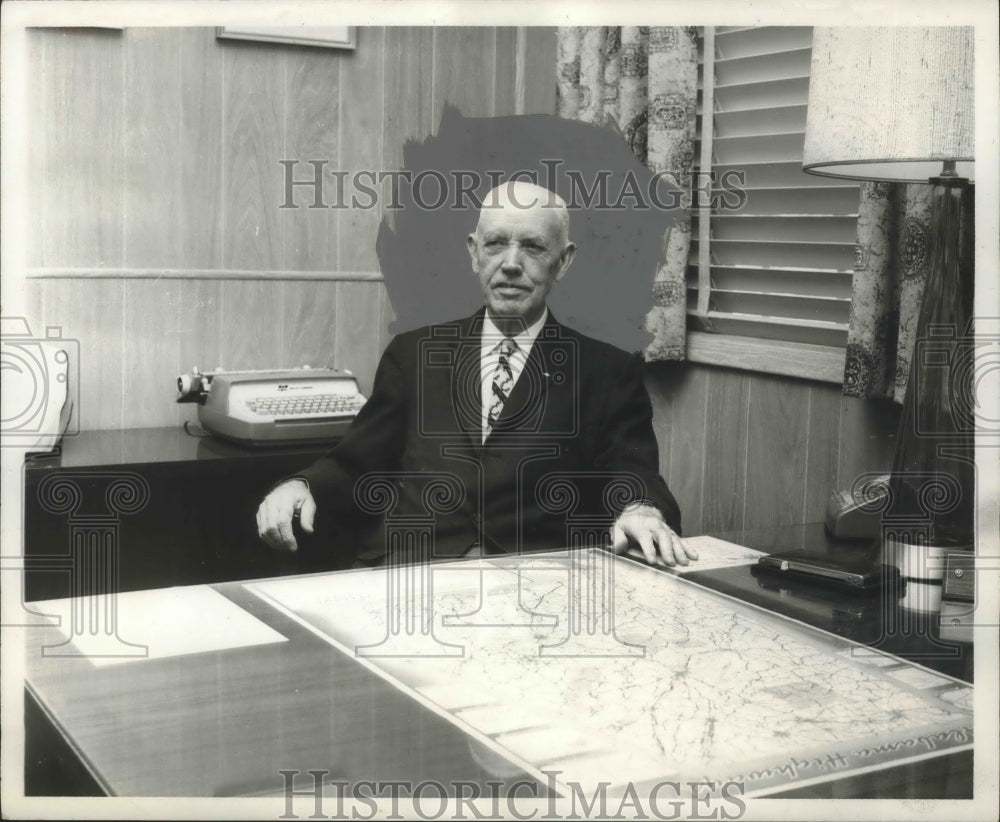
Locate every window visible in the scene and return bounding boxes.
[687,26,860,382]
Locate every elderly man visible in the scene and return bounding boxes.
[257,181,696,568]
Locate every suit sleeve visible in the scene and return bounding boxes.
[592,351,682,534]
[296,336,408,522]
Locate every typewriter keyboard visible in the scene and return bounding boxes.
[247,393,365,418]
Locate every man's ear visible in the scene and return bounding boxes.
[554,242,577,281]
[466,233,479,271]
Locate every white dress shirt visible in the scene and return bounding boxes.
[480,308,548,443]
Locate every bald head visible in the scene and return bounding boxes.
[477,181,571,248]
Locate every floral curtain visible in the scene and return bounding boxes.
[846,182,974,402]
[556,26,698,361]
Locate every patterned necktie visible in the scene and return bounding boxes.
[487,338,518,433]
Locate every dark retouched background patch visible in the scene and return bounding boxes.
[376,106,684,353]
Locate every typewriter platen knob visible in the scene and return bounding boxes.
[176,372,206,401]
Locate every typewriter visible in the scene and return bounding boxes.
[177,366,366,446]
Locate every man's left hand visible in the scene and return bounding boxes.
[610,504,698,567]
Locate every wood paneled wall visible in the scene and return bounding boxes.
[646,362,900,534]
[24,26,556,431]
[22,26,899,533]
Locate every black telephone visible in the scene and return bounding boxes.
[824,473,891,540]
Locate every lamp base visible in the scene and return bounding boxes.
[881,173,975,615]
[883,536,972,613]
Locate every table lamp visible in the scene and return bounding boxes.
[802,27,975,611]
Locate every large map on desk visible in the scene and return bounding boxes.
[247,550,973,797]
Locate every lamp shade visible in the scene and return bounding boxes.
[803,27,974,182]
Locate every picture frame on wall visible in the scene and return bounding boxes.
[215,25,356,49]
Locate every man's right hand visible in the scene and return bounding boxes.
[256,479,316,552]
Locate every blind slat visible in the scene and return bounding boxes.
[696,215,859,243]
[710,133,804,164]
[689,313,849,348]
[716,161,859,190]
[690,238,856,271]
[713,77,810,112]
[712,186,860,216]
[698,290,852,324]
[713,105,807,138]
[714,49,812,86]
[686,265,854,299]
[714,26,813,58]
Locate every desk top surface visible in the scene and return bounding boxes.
[24,538,975,800]
[24,426,332,472]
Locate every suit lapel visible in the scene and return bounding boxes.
[450,310,486,451]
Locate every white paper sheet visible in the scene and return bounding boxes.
[34,586,287,666]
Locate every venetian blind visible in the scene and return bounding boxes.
[688,26,860,370]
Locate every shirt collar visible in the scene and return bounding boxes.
[481,307,548,352]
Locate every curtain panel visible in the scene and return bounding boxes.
[846,182,975,403]
[556,26,698,361]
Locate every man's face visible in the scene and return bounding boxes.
[467,202,575,328]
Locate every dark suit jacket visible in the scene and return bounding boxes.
[299,308,680,562]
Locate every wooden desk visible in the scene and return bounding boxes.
[687,524,974,683]
[25,579,535,798]
[21,427,342,602]
[25,538,974,802]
